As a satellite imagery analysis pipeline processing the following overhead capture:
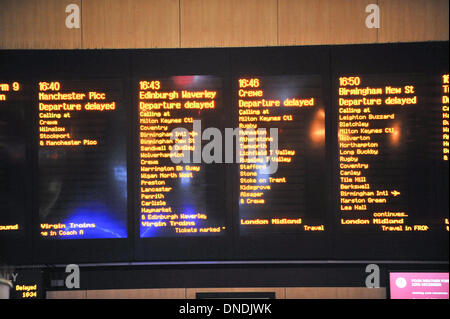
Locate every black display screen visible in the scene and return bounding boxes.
[0,80,27,235]
[336,74,447,233]
[0,42,447,264]
[138,75,227,238]
[237,75,326,235]
[331,43,449,260]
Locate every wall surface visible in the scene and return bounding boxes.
[46,287,387,299]
[1,0,448,49]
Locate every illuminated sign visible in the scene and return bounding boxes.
[38,80,127,239]
[390,272,449,299]
[0,43,447,263]
[10,270,43,299]
[336,74,448,233]
[138,76,228,237]
[238,76,326,234]
[0,80,27,235]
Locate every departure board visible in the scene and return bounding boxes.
[0,80,28,236]
[138,76,227,237]
[336,74,448,233]
[237,76,326,234]
[0,43,448,263]
[331,43,449,261]
[38,79,127,239]
[10,270,43,299]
